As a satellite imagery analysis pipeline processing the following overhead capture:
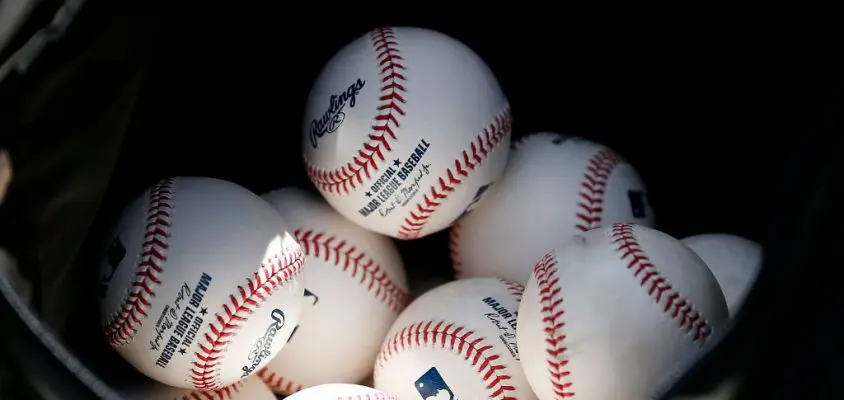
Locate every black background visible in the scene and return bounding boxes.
[2,0,839,398]
[113,2,807,274]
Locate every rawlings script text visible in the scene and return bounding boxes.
[241,308,286,378]
[309,78,366,148]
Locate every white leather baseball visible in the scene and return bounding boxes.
[119,375,276,400]
[517,223,729,400]
[682,233,763,317]
[257,187,409,394]
[286,383,398,399]
[451,133,656,284]
[374,277,536,400]
[303,26,511,240]
[98,177,305,390]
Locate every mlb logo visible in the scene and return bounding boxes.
[99,238,126,298]
[415,367,455,400]
[456,183,494,221]
[627,190,649,219]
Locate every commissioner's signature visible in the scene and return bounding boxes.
[149,283,191,351]
[485,312,519,359]
[377,164,432,217]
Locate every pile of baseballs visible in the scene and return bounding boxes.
[98,27,763,399]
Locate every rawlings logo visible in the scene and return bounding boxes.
[240,308,286,378]
[309,78,366,148]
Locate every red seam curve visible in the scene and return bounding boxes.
[533,252,575,398]
[497,278,524,302]
[257,368,303,395]
[181,379,243,400]
[189,248,306,390]
[449,221,464,278]
[575,148,624,232]
[104,178,175,347]
[305,27,407,195]
[376,320,518,400]
[294,228,410,313]
[611,223,712,343]
[397,107,512,240]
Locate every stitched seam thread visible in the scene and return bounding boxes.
[305,27,407,195]
[189,249,305,390]
[180,380,242,400]
[498,278,524,303]
[611,223,712,342]
[449,221,464,277]
[397,107,512,239]
[105,178,175,347]
[256,368,303,395]
[376,320,517,399]
[575,148,623,232]
[534,252,574,398]
[294,228,410,313]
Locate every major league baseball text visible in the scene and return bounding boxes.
[303,27,511,239]
[482,296,519,361]
[151,272,213,368]
[359,138,432,218]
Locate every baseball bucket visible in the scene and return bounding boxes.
[0,1,835,399]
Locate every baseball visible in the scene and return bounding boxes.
[285,383,398,399]
[98,177,305,390]
[303,26,511,240]
[119,375,276,400]
[517,223,729,400]
[374,277,536,400]
[258,187,409,394]
[682,233,763,317]
[451,133,656,284]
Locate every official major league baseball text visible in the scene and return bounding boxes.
[99,177,306,390]
[303,27,511,239]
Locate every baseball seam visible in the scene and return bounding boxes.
[189,248,306,390]
[180,379,243,400]
[294,228,409,313]
[575,148,623,232]
[305,27,407,195]
[534,252,575,398]
[397,107,512,239]
[611,223,712,342]
[376,320,517,400]
[498,278,524,303]
[104,178,175,348]
[257,368,303,395]
[449,221,464,278]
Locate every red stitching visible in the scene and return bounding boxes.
[449,221,464,278]
[533,252,574,398]
[575,148,624,232]
[611,223,712,342]
[104,178,174,347]
[181,379,243,400]
[294,227,409,312]
[397,107,512,240]
[189,248,306,390]
[498,278,524,302]
[305,27,407,195]
[376,320,517,399]
[257,368,303,394]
